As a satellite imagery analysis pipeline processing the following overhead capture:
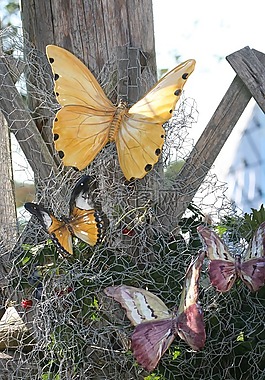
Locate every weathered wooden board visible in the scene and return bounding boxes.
[173,47,265,221]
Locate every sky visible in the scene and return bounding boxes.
[1,0,265,191]
[152,0,264,181]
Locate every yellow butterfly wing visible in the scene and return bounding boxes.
[116,116,165,180]
[53,106,111,169]
[47,215,74,255]
[46,45,114,109]
[24,202,74,255]
[116,60,196,180]
[46,45,116,170]
[69,207,102,247]
[129,59,196,120]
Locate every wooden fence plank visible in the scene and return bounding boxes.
[174,74,252,221]
[226,46,265,113]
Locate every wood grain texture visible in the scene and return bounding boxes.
[21,0,156,80]
[172,46,265,221]
[174,75,252,220]
[226,46,265,113]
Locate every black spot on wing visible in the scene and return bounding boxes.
[49,57,54,64]
[59,151,64,159]
[94,211,105,244]
[54,73,59,81]
[174,89,182,96]
[145,164,152,172]
[182,73,189,80]
[54,133,59,141]
[50,233,73,257]
[251,264,257,276]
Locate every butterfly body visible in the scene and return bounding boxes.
[25,175,104,255]
[197,224,265,292]
[104,251,205,371]
[108,100,127,142]
[46,45,195,180]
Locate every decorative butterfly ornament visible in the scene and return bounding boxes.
[46,45,196,180]
[197,224,265,292]
[24,175,104,255]
[104,252,205,372]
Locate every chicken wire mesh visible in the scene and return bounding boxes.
[0,27,264,380]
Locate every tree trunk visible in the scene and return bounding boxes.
[0,112,17,277]
[20,0,160,245]
[0,24,18,299]
[21,0,157,88]
[0,111,17,246]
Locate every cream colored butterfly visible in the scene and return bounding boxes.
[46,45,195,180]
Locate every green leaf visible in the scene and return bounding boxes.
[144,374,163,380]
[171,347,181,360]
[236,331,245,342]
[42,373,60,380]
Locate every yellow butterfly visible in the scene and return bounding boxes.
[46,45,195,180]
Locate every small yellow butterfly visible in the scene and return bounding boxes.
[46,45,195,180]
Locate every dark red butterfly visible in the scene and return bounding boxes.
[24,175,104,255]
[197,223,265,292]
[104,252,206,372]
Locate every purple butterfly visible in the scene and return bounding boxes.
[197,223,265,292]
[104,252,206,372]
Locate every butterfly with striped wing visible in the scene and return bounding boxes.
[104,251,206,372]
[197,223,265,292]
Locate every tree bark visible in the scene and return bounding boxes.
[0,30,18,303]
[21,0,157,85]
[0,112,17,282]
